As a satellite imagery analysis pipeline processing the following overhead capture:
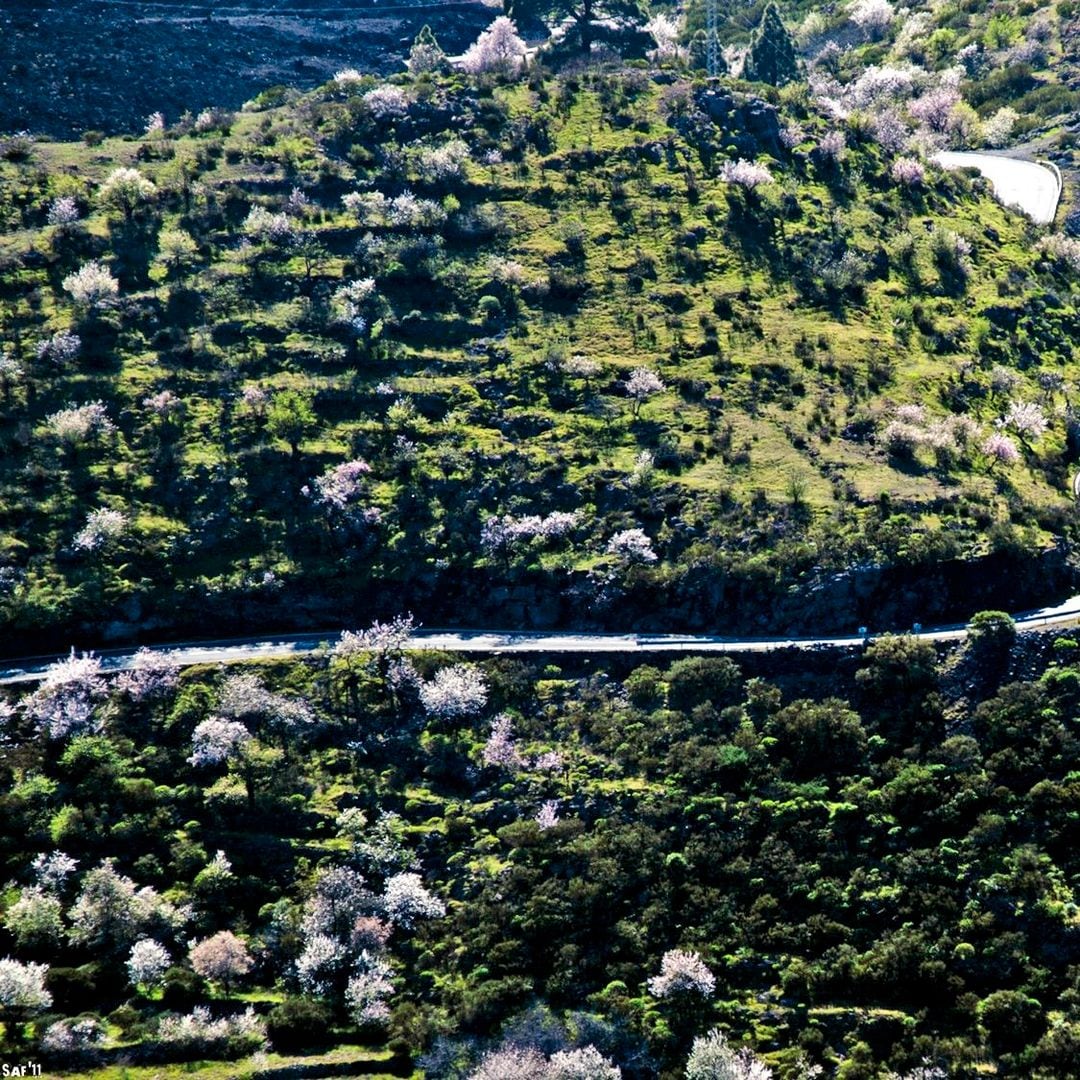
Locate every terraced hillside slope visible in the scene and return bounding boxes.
[2,58,1080,647]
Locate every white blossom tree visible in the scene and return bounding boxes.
[306,459,380,530]
[1004,400,1048,443]
[40,1017,105,1061]
[648,949,716,998]
[461,18,528,77]
[296,932,348,997]
[62,262,119,308]
[188,717,253,767]
[332,614,419,716]
[68,860,185,954]
[536,800,560,830]
[685,1028,772,1080]
[35,331,81,367]
[115,648,181,705]
[419,140,471,186]
[482,713,524,770]
[388,192,445,230]
[73,508,128,553]
[126,938,171,990]
[23,649,107,740]
[849,0,894,39]
[548,1046,622,1080]
[625,368,664,417]
[364,85,412,120]
[144,389,183,419]
[419,664,489,719]
[983,107,1017,148]
[481,512,579,563]
[646,13,684,61]
[382,872,445,929]
[468,1046,549,1080]
[891,157,925,186]
[607,529,658,565]
[332,278,379,335]
[335,614,416,664]
[982,432,1020,466]
[46,196,81,228]
[342,191,389,226]
[217,672,315,738]
[629,450,655,489]
[98,167,157,220]
[302,865,372,941]
[155,1005,265,1053]
[719,160,775,189]
[816,130,847,164]
[243,206,295,246]
[0,353,22,402]
[908,86,961,134]
[0,958,52,1033]
[345,951,396,1024]
[31,851,78,893]
[885,1063,947,1080]
[2,887,63,950]
[44,401,116,450]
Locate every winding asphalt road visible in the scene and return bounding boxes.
[2,594,1080,684]
[933,151,1062,225]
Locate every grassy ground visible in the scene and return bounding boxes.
[77,1044,413,1079]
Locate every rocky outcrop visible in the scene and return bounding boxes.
[697,89,784,158]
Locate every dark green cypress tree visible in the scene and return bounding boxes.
[744,2,797,86]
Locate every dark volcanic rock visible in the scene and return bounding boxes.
[0,0,492,138]
[698,89,784,157]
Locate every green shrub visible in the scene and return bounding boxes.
[267,998,332,1052]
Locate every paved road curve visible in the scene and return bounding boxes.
[933,151,1061,225]
[2,594,1080,685]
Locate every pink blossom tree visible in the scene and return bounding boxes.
[189,930,253,992]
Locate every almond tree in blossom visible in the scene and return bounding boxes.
[23,649,107,741]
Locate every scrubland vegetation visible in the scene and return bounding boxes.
[4,0,1080,1074]
[4,616,1080,1077]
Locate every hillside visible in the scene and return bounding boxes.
[6,3,1080,1078]
[1,47,1080,648]
[1,616,1080,1077]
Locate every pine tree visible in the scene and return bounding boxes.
[509,0,646,56]
[744,2,797,86]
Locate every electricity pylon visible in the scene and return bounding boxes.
[705,0,721,76]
